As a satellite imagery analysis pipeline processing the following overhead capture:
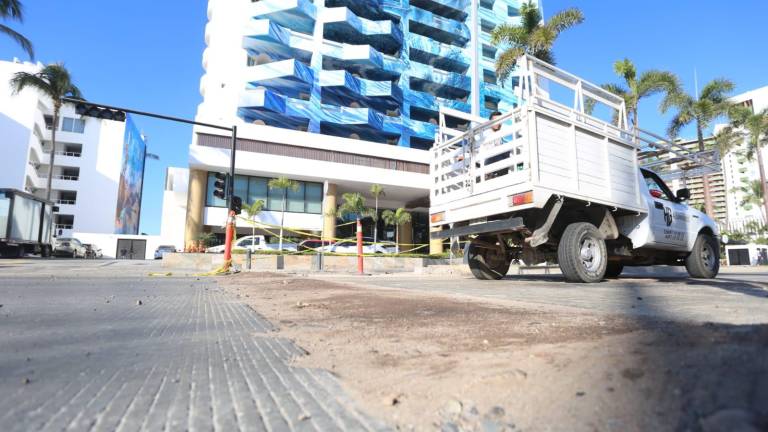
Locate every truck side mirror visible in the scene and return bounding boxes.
[676,188,690,201]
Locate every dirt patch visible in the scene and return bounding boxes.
[222,273,768,432]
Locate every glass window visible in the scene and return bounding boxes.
[62,117,74,132]
[305,183,323,214]
[233,175,248,202]
[248,177,267,205]
[287,182,305,213]
[268,187,285,211]
[206,172,226,207]
[73,118,85,133]
[642,171,674,201]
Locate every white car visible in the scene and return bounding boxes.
[206,236,297,253]
[321,238,398,254]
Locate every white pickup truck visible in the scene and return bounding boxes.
[429,55,721,283]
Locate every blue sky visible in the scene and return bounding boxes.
[3,0,767,234]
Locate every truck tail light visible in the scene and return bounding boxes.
[430,212,445,223]
[509,191,534,206]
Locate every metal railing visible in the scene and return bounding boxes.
[54,224,73,230]
[55,199,76,205]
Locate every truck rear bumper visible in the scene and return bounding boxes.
[430,217,525,240]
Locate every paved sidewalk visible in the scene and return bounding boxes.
[0,267,387,431]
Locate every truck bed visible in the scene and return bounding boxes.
[430,56,647,227]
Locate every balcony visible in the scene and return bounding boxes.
[325,0,392,21]
[408,34,470,74]
[409,7,470,47]
[322,7,404,56]
[248,0,317,35]
[322,43,403,80]
[408,63,471,99]
[243,20,313,65]
[319,70,402,113]
[244,59,315,99]
[409,0,470,21]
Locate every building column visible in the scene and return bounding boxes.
[429,225,444,255]
[184,169,207,250]
[399,219,413,252]
[322,182,337,243]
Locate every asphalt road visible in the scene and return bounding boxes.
[0,260,386,432]
[330,267,768,326]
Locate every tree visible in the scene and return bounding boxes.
[1,0,33,59]
[662,78,735,217]
[490,3,583,82]
[268,176,299,251]
[602,59,680,131]
[735,179,764,210]
[244,199,265,251]
[336,192,371,223]
[382,208,412,254]
[729,106,768,222]
[369,184,385,245]
[11,64,82,203]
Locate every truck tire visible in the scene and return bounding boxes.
[41,245,52,258]
[605,262,624,278]
[467,236,510,280]
[685,233,719,279]
[558,222,607,283]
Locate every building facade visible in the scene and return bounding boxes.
[718,85,768,228]
[182,0,536,251]
[0,59,147,240]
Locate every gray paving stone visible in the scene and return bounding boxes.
[0,265,389,432]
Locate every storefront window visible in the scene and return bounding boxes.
[207,172,323,214]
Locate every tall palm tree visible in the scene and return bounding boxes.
[382,208,412,254]
[369,184,385,245]
[1,0,33,59]
[602,59,680,131]
[244,199,264,250]
[11,63,82,202]
[736,179,763,210]
[267,176,298,251]
[662,78,735,217]
[729,106,768,222]
[490,3,583,82]
[336,192,372,243]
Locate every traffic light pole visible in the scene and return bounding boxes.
[62,97,239,270]
[223,126,238,269]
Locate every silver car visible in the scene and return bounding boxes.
[54,238,86,258]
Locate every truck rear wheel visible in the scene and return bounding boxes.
[558,222,607,283]
[467,236,510,280]
[685,233,719,279]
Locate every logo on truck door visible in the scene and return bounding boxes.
[663,207,673,226]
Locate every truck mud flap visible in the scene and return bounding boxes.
[431,217,525,240]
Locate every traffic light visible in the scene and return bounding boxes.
[75,102,127,122]
[231,196,242,215]
[213,172,227,200]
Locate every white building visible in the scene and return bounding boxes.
[0,58,157,258]
[717,85,768,227]
[174,0,536,253]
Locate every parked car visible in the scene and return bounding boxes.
[54,238,86,258]
[320,238,397,254]
[206,235,297,253]
[82,244,103,259]
[297,239,333,252]
[154,245,177,259]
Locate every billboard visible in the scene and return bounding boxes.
[114,115,146,234]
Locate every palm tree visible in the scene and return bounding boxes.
[490,3,584,82]
[382,208,412,254]
[662,78,735,217]
[736,179,763,210]
[268,176,299,251]
[369,184,385,245]
[336,192,372,243]
[1,0,33,59]
[729,106,768,221]
[602,59,680,131]
[11,64,82,202]
[244,199,264,250]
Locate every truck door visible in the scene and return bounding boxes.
[641,170,689,250]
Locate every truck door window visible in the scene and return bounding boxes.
[642,170,674,201]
